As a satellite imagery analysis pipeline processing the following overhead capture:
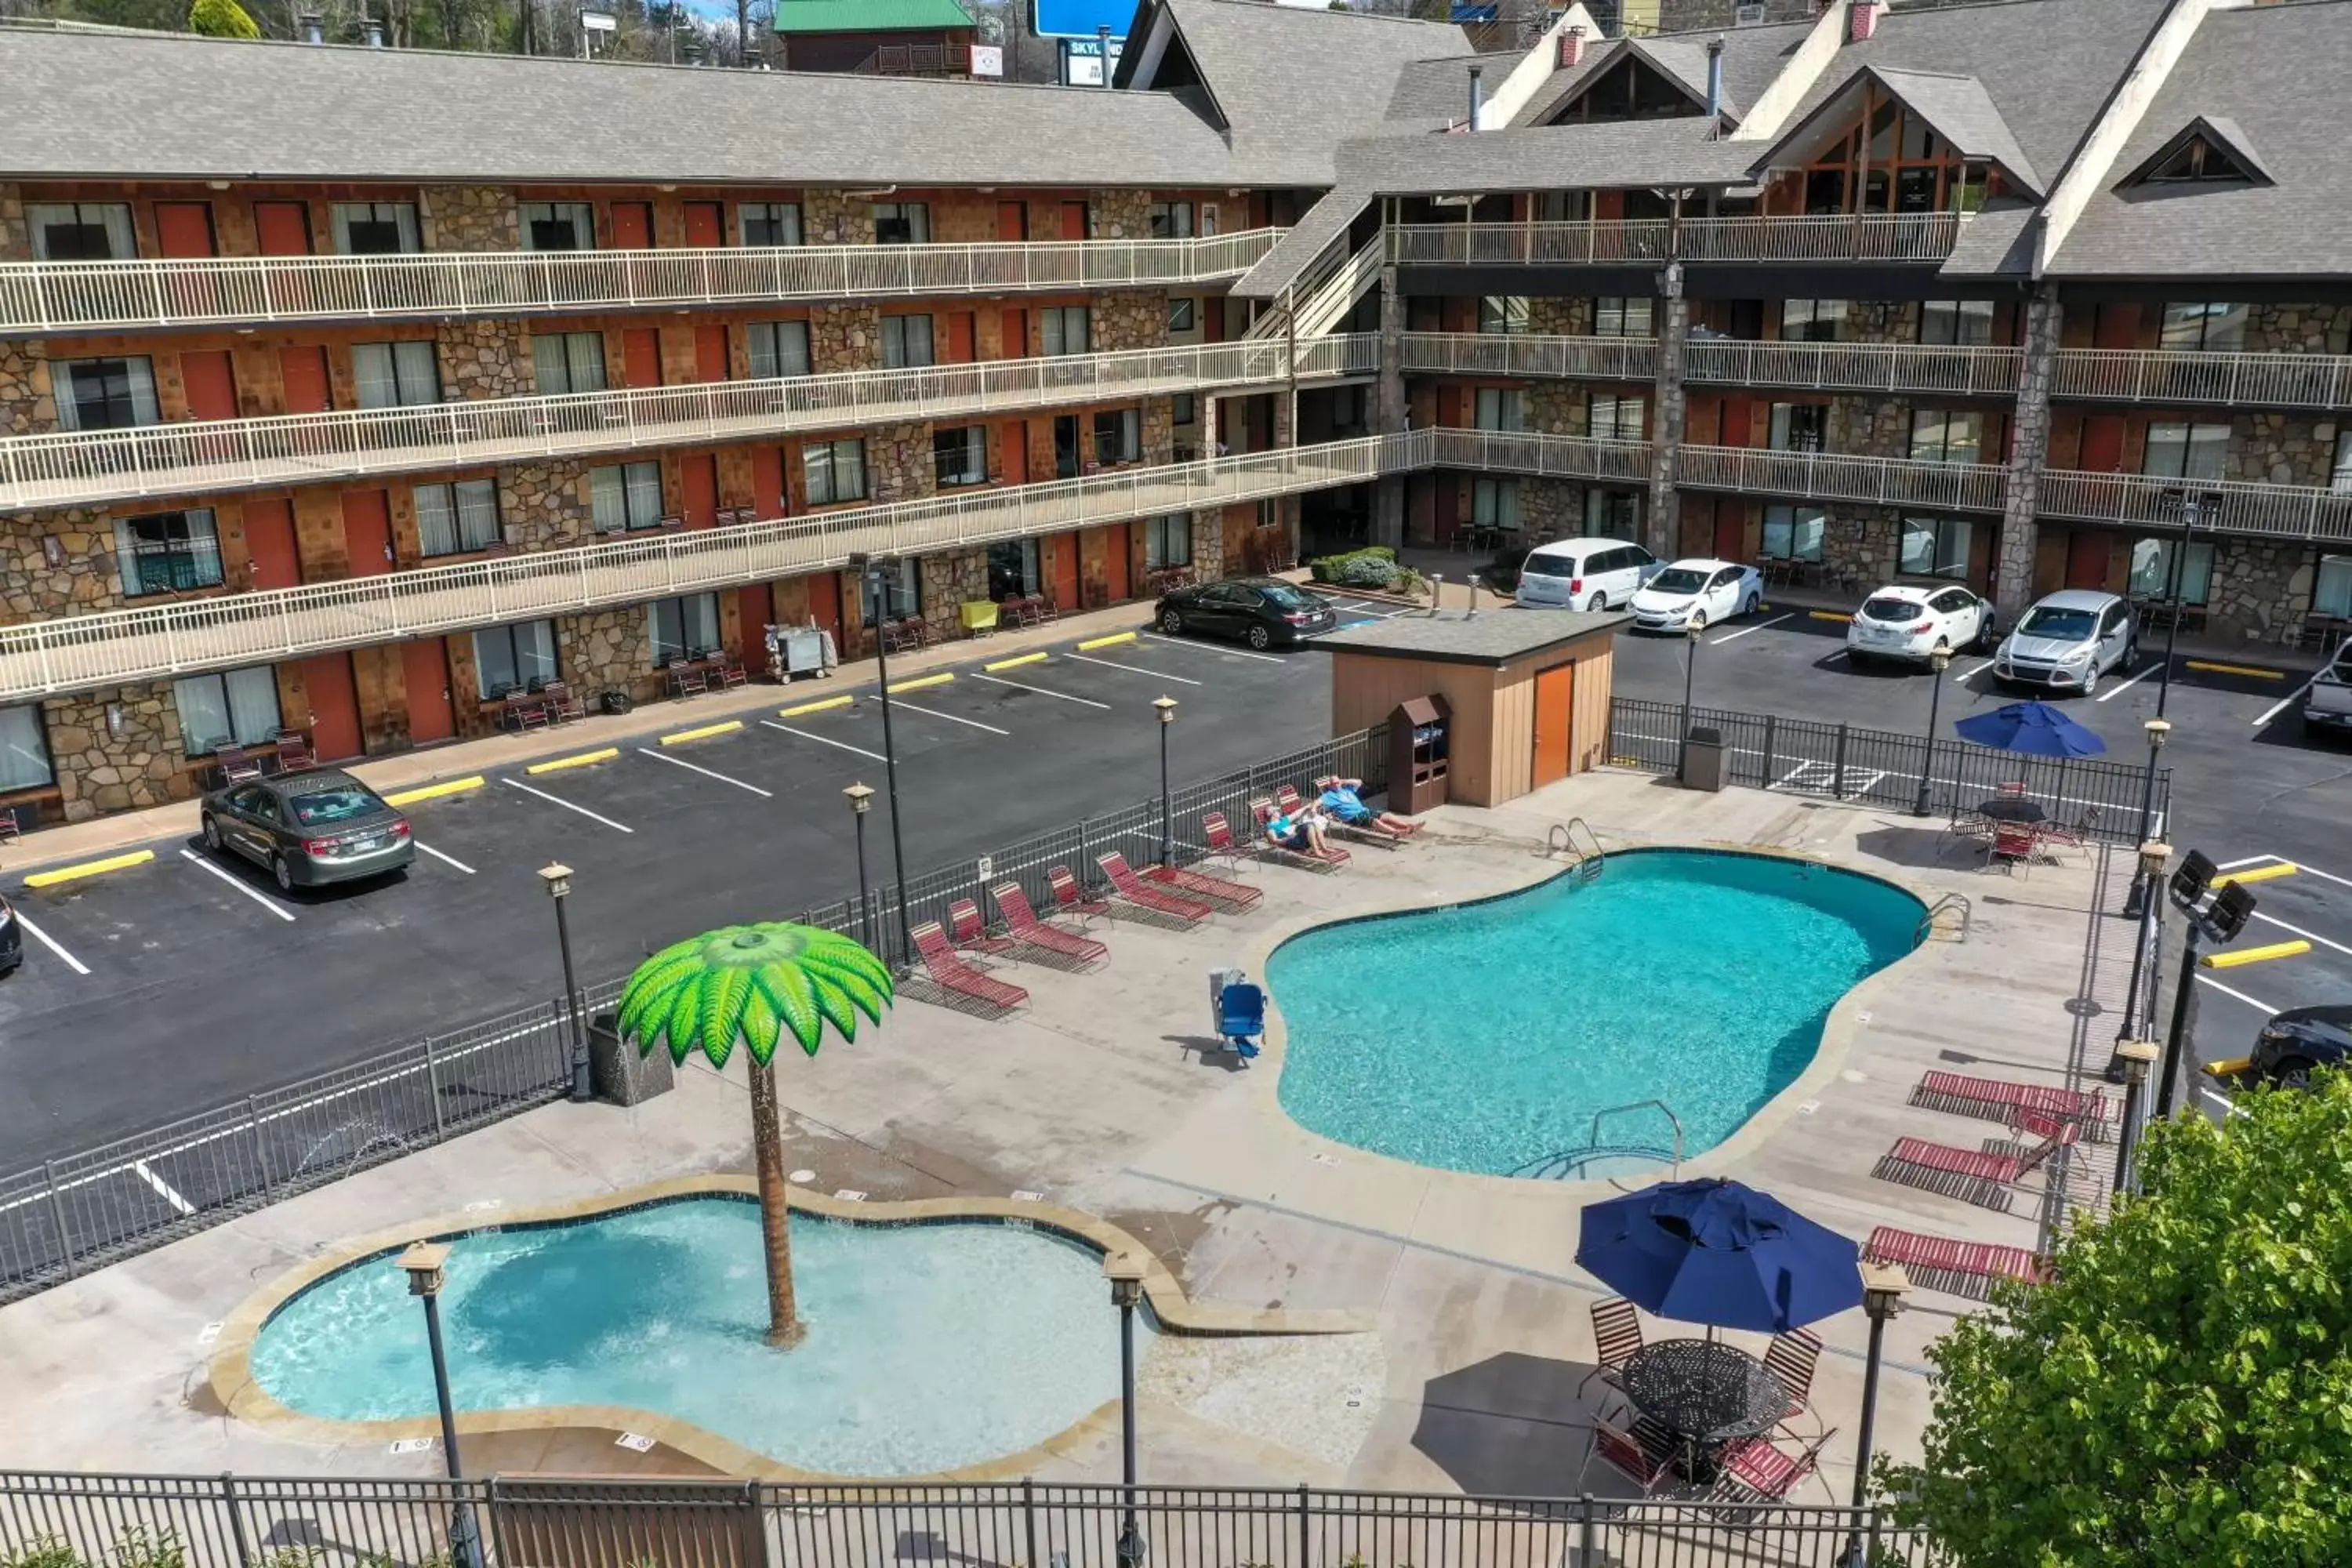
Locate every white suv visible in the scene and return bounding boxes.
[1846,582,1996,666]
[1515,538,1661,612]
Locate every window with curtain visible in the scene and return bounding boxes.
[1474,388,1525,432]
[53,357,159,430]
[873,202,930,245]
[1781,299,1848,342]
[933,426,988,487]
[2315,554,2352,618]
[1919,299,1995,346]
[590,461,665,531]
[2126,537,2216,604]
[1256,498,1279,528]
[173,666,282,756]
[1589,394,1646,441]
[1762,504,1827,561]
[1093,408,1142,465]
[1900,516,1974,579]
[1041,307,1091,357]
[521,201,594,251]
[648,593,721,664]
[1908,409,1985,464]
[1167,298,1197,334]
[116,510,223,597]
[1585,488,1642,539]
[985,539,1040,599]
[2332,430,2352,495]
[531,332,607,396]
[28,202,135,260]
[862,557,920,622]
[353,341,441,408]
[2159,303,2249,353]
[1145,515,1192,569]
[0,706,53,793]
[1768,402,1828,452]
[881,315,935,369]
[746,321,811,380]
[415,479,502,557]
[1592,297,1653,337]
[472,620,558,698]
[2143,421,2230,480]
[806,438,867,505]
[1149,201,1195,238]
[1471,477,1520,531]
[331,202,420,256]
[1479,297,1530,336]
[741,202,802,247]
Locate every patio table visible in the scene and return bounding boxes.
[1620,1338,1794,1450]
[1977,797,2048,826]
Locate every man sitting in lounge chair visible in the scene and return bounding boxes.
[1264,805,1330,856]
[1317,778,1419,839]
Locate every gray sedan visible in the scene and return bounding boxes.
[201,770,414,892]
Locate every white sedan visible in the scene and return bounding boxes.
[1846,582,1997,665]
[1628,558,1764,634]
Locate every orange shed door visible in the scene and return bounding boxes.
[403,639,456,745]
[155,202,216,258]
[1534,662,1575,786]
[253,201,311,256]
[683,201,724,248]
[180,350,238,421]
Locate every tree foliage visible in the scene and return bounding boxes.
[187,0,260,35]
[1883,1073,2352,1566]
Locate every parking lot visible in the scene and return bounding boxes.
[0,613,1420,1163]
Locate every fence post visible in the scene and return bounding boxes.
[1296,1483,1311,1568]
[739,1479,770,1568]
[1761,714,1777,789]
[42,1160,73,1269]
[220,1473,255,1568]
[1577,1495,1595,1567]
[1022,1477,1040,1568]
[249,1095,274,1196]
[423,1036,447,1141]
[1832,723,1849,800]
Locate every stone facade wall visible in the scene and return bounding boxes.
[1827,396,1914,460]
[1522,477,1584,539]
[1530,379,1588,437]
[2205,539,2318,642]
[1087,190,1152,240]
[810,303,882,375]
[1526,297,1593,337]
[2244,303,2352,357]
[865,423,935,504]
[499,461,591,550]
[3,507,124,620]
[437,320,536,400]
[804,191,877,247]
[556,604,652,701]
[1142,397,1176,465]
[1093,290,1171,354]
[419,186,519,252]
[43,682,192,822]
[1188,510,1225,580]
[1820,505,1904,586]
[919,548,989,639]
[0,339,52,436]
[2226,412,2339,488]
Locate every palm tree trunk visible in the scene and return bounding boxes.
[748,1058,804,1348]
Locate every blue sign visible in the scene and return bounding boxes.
[1451,2,1500,18]
[1033,0,1136,40]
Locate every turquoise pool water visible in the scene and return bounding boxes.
[1269,849,1922,1177]
[250,1200,1145,1475]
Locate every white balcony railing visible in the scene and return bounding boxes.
[2053,348,2352,410]
[1428,428,1654,486]
[0,432,1425,702]
[1683,339,2024,397]
[2037,470,2352,543]
[0,336,1375,513]
[0,229,1285,336]
[1387,214,1962,268]
[1677,444,2009,512]
[1401,332,1659,381]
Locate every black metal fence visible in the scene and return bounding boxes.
[1610,696,2169,841]
[0,728,1385,1307]
[0,1472,1936,1568]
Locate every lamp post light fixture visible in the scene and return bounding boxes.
[1153,696,1178,865]
[1850,1261,1910,1513]
[539,863,590,1103]
[850,554,916,967]
[2154,848,2260,1121]
[2109,1038,2159,1195]
[1105,1250,1149,1568]
[844,783,877,950]
[1912,647,1952,816]
[397,1243,485,1568]
[2122,718,2172,921]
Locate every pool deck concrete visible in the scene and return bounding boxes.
[0,767,2124,1507]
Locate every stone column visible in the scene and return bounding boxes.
[1373,263,1407,549]
[1996,284,2061,621]
[1646,269,1689,561]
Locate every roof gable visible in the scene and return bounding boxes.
[2115,114,2274,190]
[1748,63,2043,198]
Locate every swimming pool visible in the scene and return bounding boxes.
[249,1199,1145,1475]
[1269,849,1922,1178]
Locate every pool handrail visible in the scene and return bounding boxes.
[1548,818,1606,881]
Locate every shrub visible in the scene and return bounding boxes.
[187,0,262,35]
[1309,546,1401,590]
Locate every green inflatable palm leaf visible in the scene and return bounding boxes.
[619,923,893,1066]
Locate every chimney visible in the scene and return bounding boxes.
[1849,0,1886,42]
[1466,64,1483,131]
[298,11,322,41]
[1704,35,1724,121]
[1098,24,1113,87]
[365,18,384,45]
[1558,24,1585,67]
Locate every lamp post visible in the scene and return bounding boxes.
[398,1243,485,1568]
[2122,718,2172,920]
[1851,1261,1909,1512]
[2152,848,2259,1120]
[2109,1039,2158,1195]
[844,783,876,950]
[2150,489,2213,718]
[1677,626,1700,782]
[851,554,916,967]
[1912,647,1952,816]
[539,863,589,1102]
[1152,696,1178,865]
[1105,1251,1149,1568]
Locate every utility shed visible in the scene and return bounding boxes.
[1317,608,1626,807]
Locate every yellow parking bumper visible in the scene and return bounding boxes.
[2202,1057,2253,1080]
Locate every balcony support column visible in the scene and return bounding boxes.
[1374,262,1407,550]
[1996,283,2062,621]
[1646,263,1688,561]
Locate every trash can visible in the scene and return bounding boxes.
[586,1011,674,1106]
[1682,725,1726,792]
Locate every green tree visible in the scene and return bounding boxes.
[1883,1073,2352,1565]
[618,922,891,1347]
[187,0,261,34]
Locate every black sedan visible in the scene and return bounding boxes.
[2244,1004,2352,1087]
[0,893,20,975]
[1156,577,1338,650]
[201,769,414,892]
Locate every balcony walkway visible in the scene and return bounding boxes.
[1387,214,1963,267]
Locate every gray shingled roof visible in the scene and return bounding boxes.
[2052,2,2352,278]
[1385,53,1490,129]
[1508,20,1814,129]
[1752,64,2043,196]
[1940,199,2038,277]
[1314,606,1628,665]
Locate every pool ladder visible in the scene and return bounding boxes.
[1511,1100,1685,1181]
[1548,817,1606,884]
[1916,892,1973,945]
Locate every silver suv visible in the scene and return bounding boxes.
[1993,590,2138,697]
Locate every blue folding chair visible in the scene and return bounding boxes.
[1218,982,1265,1062]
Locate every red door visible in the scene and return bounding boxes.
[943,312,975,364]
[1051,532,1080,610]
[243,499,299,590]
[1533,662,1575,786]
[996,201,1027,241]
[181,351,238,421]
[402,639,456,745]
[2092,303,2141,350]
[300,653,364,762]
[2066,531,2112,590]
[694,325,729,383]
[1719,394,1753,448]
[280,347,332,413]
[1059,201,1089,241]
[1103,523,1132,601]
[737,583,772,660]
[2079,416,2127,473]
[1000,308,1027,358]
[611,201,654,249]
[155,202,216,258]
[621,328,662,389]
[752,447,786,520]
[1712,503,1746,562]
[807,570,843,642]
[683,201,724,248]
[254,201,312,256]
[342,489,393,577]
[683,454,719,527]
[1001,421,1027,487]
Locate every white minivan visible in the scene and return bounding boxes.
[1514,538,1661,612]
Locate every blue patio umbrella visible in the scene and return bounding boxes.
[1952,700,2108,758]
[1575,1178,1863,1334]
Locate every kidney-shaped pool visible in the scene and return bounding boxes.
[1269,848,1923,1178]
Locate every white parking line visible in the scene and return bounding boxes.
[636,746,775,797]
[499,778,635,833]
[1822,648,1849,664]
[2200,1088,2248,1119]
[971,672,1112,710]
[2093,660,2162,702]
[1952,659,1994,684]
[2214,855,2283,871]
[2252,665,2328,727]
[760,720,888,761]
[414,841,477,875]
[11,910,89,975]
[178,848,298,921]
[2196,975,2278,1013]
[1707,613,1791,644]
[1144,633,1286,663]
[1062,652,1204,686]
[891,701,1010,736]
[131,1159,194,1216]
[2251,909,2352,957]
